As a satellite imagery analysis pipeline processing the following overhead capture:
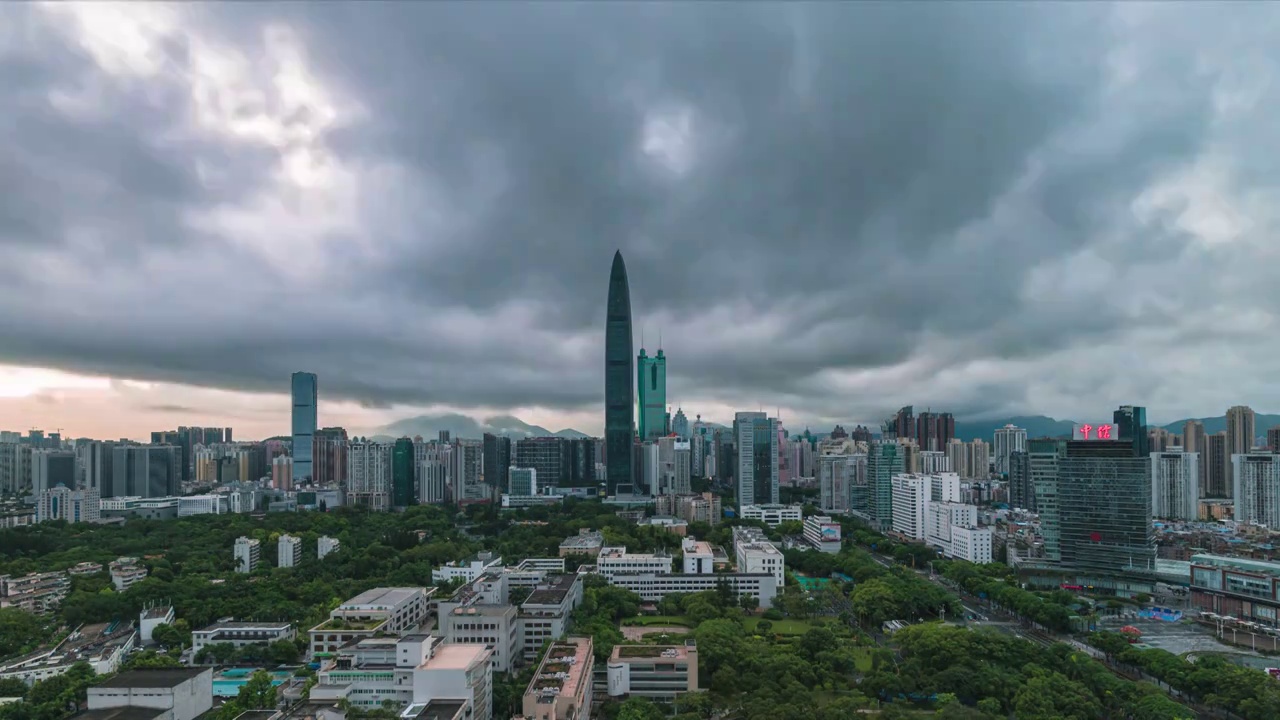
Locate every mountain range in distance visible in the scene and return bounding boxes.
[372,411,1280,443]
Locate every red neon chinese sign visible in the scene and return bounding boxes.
[1074,423,1115,440]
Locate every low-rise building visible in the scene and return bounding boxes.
[192,620,295,655]
[0,622,137,684]
[68,562,104,576]
[737,504,802,527]
[605,642,698,703]
[86,668,213,720]
[37,486,100,524]
[109,557,148,592]
[0,570,70,614]
[176,495,227,517]
[309,587,432,658]
[432,553,503,584]
[597,548,673,579]
[518,574,583,664]
[558,530,604,558]
[950,526,993,564]
[517,637,593,720]
[732,527,785,586]
[606,573,778,608]
[442,604,519,673]
[139,606,175,645]
[802,515,842,554]
[680,538,714,575]
[1190,554,1280,625]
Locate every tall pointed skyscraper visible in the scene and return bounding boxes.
[605,250,635,494]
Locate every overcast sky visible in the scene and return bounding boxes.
[2,2,1278,441]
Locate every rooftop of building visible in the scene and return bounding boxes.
[682,540,713,556]
[527,638,591,703]
[1191,553,1280,576]
[93,668,209,689]
[439,553,501,568]
[141,606,173,620]
[73,707,166,720]
[611,642,694,661]
[197,620,292,632]
[523,574,579,607]
[339,587,423,609]
[312,617,386,632]
[599,546,670,560]
[423,643,488,671]
[448,604,514,617]
[402,700,467,720]
[558,532,604,548]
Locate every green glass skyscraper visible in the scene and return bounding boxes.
[637,347,666,440]
[605,251,636,494]
[391,437,416,508]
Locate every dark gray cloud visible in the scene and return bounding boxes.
[0,2,1276,431]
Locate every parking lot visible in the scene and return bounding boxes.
[1099,617,1266,658]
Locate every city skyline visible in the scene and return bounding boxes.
[5,4,1280,439]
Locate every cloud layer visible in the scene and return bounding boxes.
[3,2,1280,436]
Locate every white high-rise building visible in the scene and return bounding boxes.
[1152,449,1200,520]
[1233,453,1280,527]
[926,501,977,551]
[234,536,260,573]
[818,455,851,513]
[890,475,929,540]
[929,472,962,503]
[993,425,1028,476]
[919,451,950,474]
[348,441,392,510]
[318,536,340,559]
[735,412,780,507]
[278,534,302,568]
[950,526,993,564]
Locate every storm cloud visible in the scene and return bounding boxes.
[1,2,1279,433]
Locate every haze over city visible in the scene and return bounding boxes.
[4,3,1280,441]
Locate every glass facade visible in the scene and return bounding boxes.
[637,349,667,441]
[291,372,318,486]
[865,442,903,531]
[605,251,635,494]
[1057,440,1154,574]
[1028,438,1065,561]
[391,438,416,507]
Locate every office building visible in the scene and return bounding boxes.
[76,440,115,492]
[950,526,993,564]
[818,454,851,513]
[737,503,801,526]
[1112,405,1150,457]
[1189,554,1280,627]
[597,547,673,578]
[864,442,903,530]
[36,486,99,524]
[1233,453,1280,527]
[734,412,780,507]
[1008,451,1032,510]
[518,638,593,720]
[926,501,976,550]
[890,475,929,541]
[32,451,76,494]
[278,534,302,568]
[604,250,636,494]
[442,600,519,673]
[517,573,584,663]
[1056,437,1155,575]
[732,526,785,585]
[606,642,698,703]
[802,514,842,554]
[508,467,537,496]
[559,530,605,558]
[0,442,33,494]
[433,553,504,584]
[1206,432,1230,498]
[680,537,714,574]
[291,372,318,485]
[516,437,569,489]
[192,620,295,655]
[234,537,260,574]
[637,347,667,440]
[86,668,214,720]
[482,433,512,495]
[671,408,689,440]
[392,438,416,508]
[308,587,432,657]
[110,446,180,498]
[1151,449,1200,520]
[1028,438,1065,561]
[605,572,778,608]
[993,424,1027,477]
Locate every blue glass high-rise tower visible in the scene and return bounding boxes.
[291,372,317,485]
[605,251,635,494]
